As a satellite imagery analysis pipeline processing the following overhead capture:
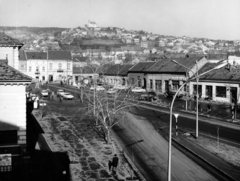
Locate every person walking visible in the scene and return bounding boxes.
[108,160,112,172]
[51,91,55,100]
[207,103,211,114]
[112,154,119,174]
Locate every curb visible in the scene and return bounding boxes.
[111,132,146,181]
[172,136,236,181]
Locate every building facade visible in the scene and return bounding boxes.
[0,62,31,172]
[0,32,23,69]
[19,50,73,82]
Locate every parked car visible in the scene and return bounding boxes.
[96,86,105,91]
[57,89,65,96]
[62,92,74,100]
[131,87,146,93]
[41,90,49,97]
[107,88,118,94]
[140,91,157,101]
[114,85,129,90]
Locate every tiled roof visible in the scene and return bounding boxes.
[147,57,200,73]
[0,32,23,47]
[26,51,47,59]
[48,50,72,60]
[105,65,125,75]
[0,62,31,82]
[197,62,240,81]
[128,61,156,72]
[119,65,134,76]
[73,66,95,74]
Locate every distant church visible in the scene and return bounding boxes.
[88,20,97,28]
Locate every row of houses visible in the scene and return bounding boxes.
[14,49,240,105]
[79,57,240,104]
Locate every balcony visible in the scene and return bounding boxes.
[57,69,64,73]
[35,70,40,75]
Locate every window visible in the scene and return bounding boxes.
[20,64,25,71]
[193,84,202,97]
[149,79,153,89]
[172,80,179,91]
[49,63,52,70]
[155,80,162,92]
[67,63,71,70]
[137,76,141,87]
[36,66,39,72]
[42,76,45,80]
[216,86,226,98]
[29,66,31,72]
[131,78,134,85]
[58,63,62,69]
[42,66,45,72]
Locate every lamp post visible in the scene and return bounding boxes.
[172,59,199,138]
[167,61,226,181]
[173,114,179,136]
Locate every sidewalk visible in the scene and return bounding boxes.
[172,134,240,181]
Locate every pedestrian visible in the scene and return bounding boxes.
[48,91,51,100]
[59,96,62,102]
[51,91,55,100]
[207,103,211,114]
[231,102,236,121]
[108,160,112,172]
[112,154,119,173]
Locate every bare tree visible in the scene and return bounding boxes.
[78,63,138,144]
[83,89,138,144]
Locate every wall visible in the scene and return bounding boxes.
[0,47,19,70]
[189,81,239,103]
[0,85,27,145]
[23,59,73,81]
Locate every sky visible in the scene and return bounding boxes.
[0,0,240,40]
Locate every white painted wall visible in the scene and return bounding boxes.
[189,81,239,103]
[0,85,26,130]
[22,59,73,81]
[0,47,19,70]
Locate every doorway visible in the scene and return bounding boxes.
[48,75,53,82]
[230,87,237,103]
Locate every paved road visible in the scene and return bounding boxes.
[113,112,218,181]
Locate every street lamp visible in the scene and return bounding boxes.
[167,61,226,181]
[172,59,199,138]
[173,114,179,136]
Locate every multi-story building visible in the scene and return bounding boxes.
[19,50,73,82]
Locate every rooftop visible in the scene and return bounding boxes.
[0,32,23,47]
[0,62,32,82]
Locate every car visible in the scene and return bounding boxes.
[57,89,65,96]
[131,87,146,93]
[140,91,157,101]
[107,88,118,94]
[114,85,129,90]
[41,90,49,97]
[62,92,74,100]
[96,86,105,91]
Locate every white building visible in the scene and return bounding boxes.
[0,32,24,69]
[19,50,73,82]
